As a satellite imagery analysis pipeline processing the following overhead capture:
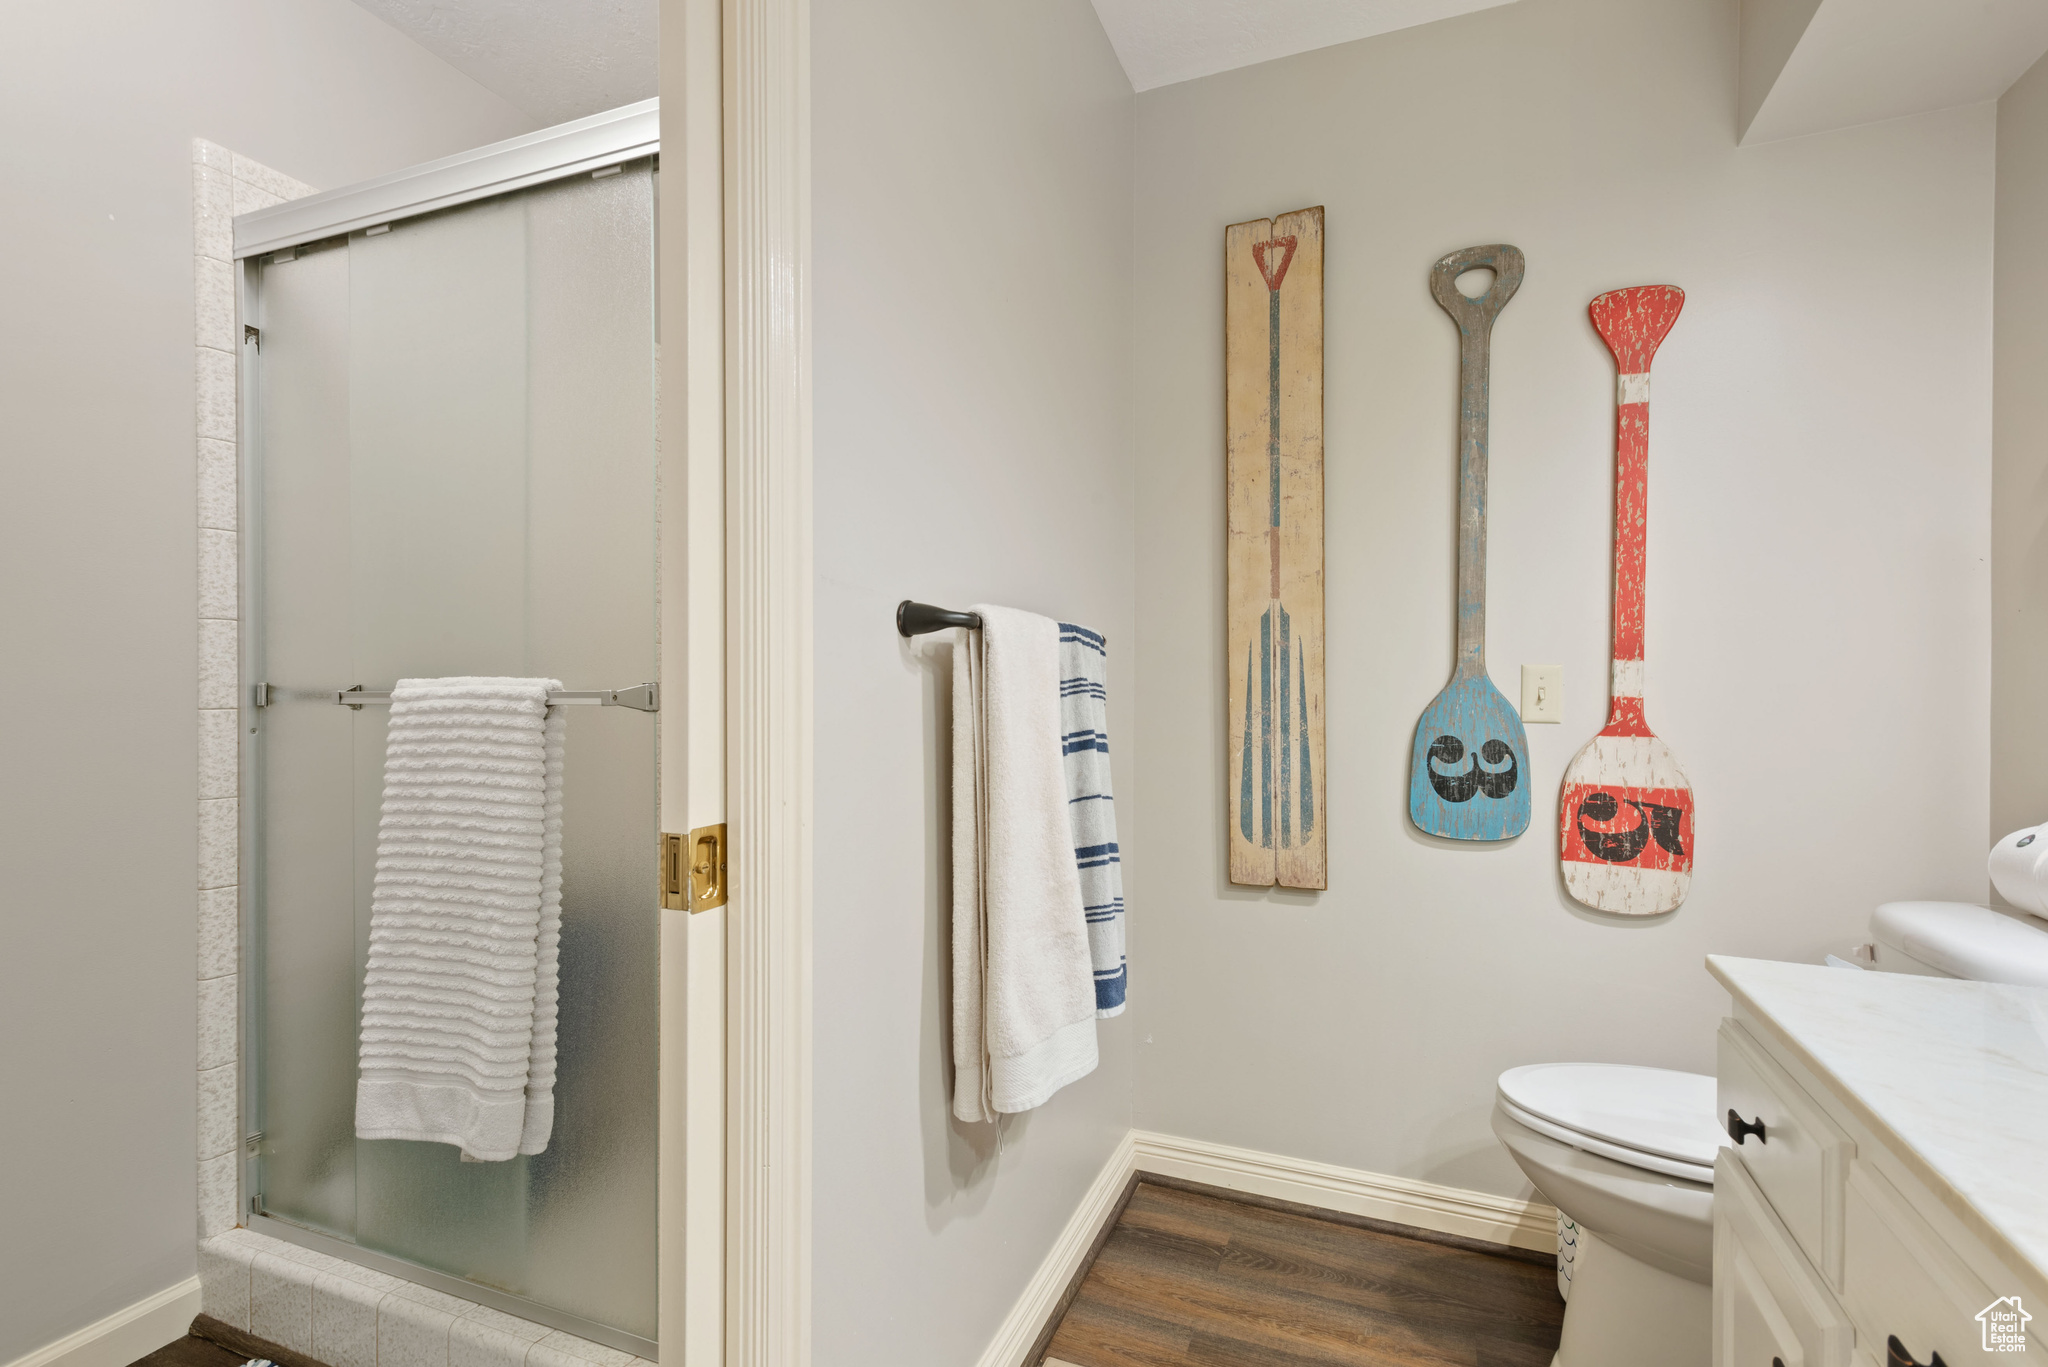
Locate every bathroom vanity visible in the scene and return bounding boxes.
[1708,956,2048,1367]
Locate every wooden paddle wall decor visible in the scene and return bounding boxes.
[1226,207,1326,890]
[1408,245,1531,842]
[1559,285,1694,914]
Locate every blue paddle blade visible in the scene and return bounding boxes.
[1408,672,1531,840]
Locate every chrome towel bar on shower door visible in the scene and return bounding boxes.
[249,682,660,712]
[336,683,658,711]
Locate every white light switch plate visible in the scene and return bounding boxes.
[1521,665,1561,723]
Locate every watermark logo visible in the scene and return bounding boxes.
[1979,1296,2032,1353]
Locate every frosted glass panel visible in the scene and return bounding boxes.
[248,163,658,1342]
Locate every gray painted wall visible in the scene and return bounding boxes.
[1128,0,1993,1199]
[810,0,1136,1361]
[0,5,530,1358]
[1994,53,2048,854]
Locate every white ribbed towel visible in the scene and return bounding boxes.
[355,677,564,1161]
[951,606,1098,1123]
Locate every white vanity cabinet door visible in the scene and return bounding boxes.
[1719,1019,1853,1289]
[1842,1161,2021,1365]
[1723,1245,1808,1367]
[1715,1151,1857,1367]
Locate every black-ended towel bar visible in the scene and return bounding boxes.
[897,601,982,637]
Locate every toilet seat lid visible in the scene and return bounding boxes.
[1497,1063,1721,1169]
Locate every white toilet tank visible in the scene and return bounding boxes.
[1869,900,2048,987]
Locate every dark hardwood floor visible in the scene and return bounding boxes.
[127,1337,248,1367]
[1042,1181,1565,1367]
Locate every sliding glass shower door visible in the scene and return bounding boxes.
[243,161,658,1348]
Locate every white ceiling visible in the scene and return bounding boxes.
[1088,0,1519,92]
[1741,0,2048,143]
[350,0,2048,137]
[348,0,658,126]
[353,0,1514,119]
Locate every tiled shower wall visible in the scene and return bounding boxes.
[189,141,648,1367]
[193,136,318,1242]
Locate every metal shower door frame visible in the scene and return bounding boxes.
[233,102,668,1360]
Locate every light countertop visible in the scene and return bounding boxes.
[1707,955,2048,1292]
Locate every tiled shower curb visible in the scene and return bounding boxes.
[192,144,642,1367]
[197,1228,653,1367]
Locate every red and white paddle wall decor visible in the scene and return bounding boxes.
[1558,285,1695,915]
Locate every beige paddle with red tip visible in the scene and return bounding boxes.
[1559,286,1693,915]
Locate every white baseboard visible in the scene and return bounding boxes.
[976,1128,1558,1367]
[3,1277,201,1367]
[973,1129,1138,1367]
[1132,1129,1556,1253]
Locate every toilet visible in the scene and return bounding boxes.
[1495,879,2048,1367]
[1491,1063,1720,1367]
[1865,898,2048,986]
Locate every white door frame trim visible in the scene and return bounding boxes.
[658,0,734,1361]
[720,0,814,1360]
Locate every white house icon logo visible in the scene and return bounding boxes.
[1979,1296,2031,1352]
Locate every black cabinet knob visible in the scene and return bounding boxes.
[1887,1334,1948,1367]
[1727,1108,1767,1145]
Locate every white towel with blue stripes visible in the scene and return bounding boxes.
[1058,622,1126,1017]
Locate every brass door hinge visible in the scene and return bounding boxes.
[662,824,728,912]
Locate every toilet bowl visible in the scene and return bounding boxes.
[1492,1063,1721,1367]
[1495,894,2048,1365]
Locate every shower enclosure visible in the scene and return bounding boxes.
[235,106,662,1353]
